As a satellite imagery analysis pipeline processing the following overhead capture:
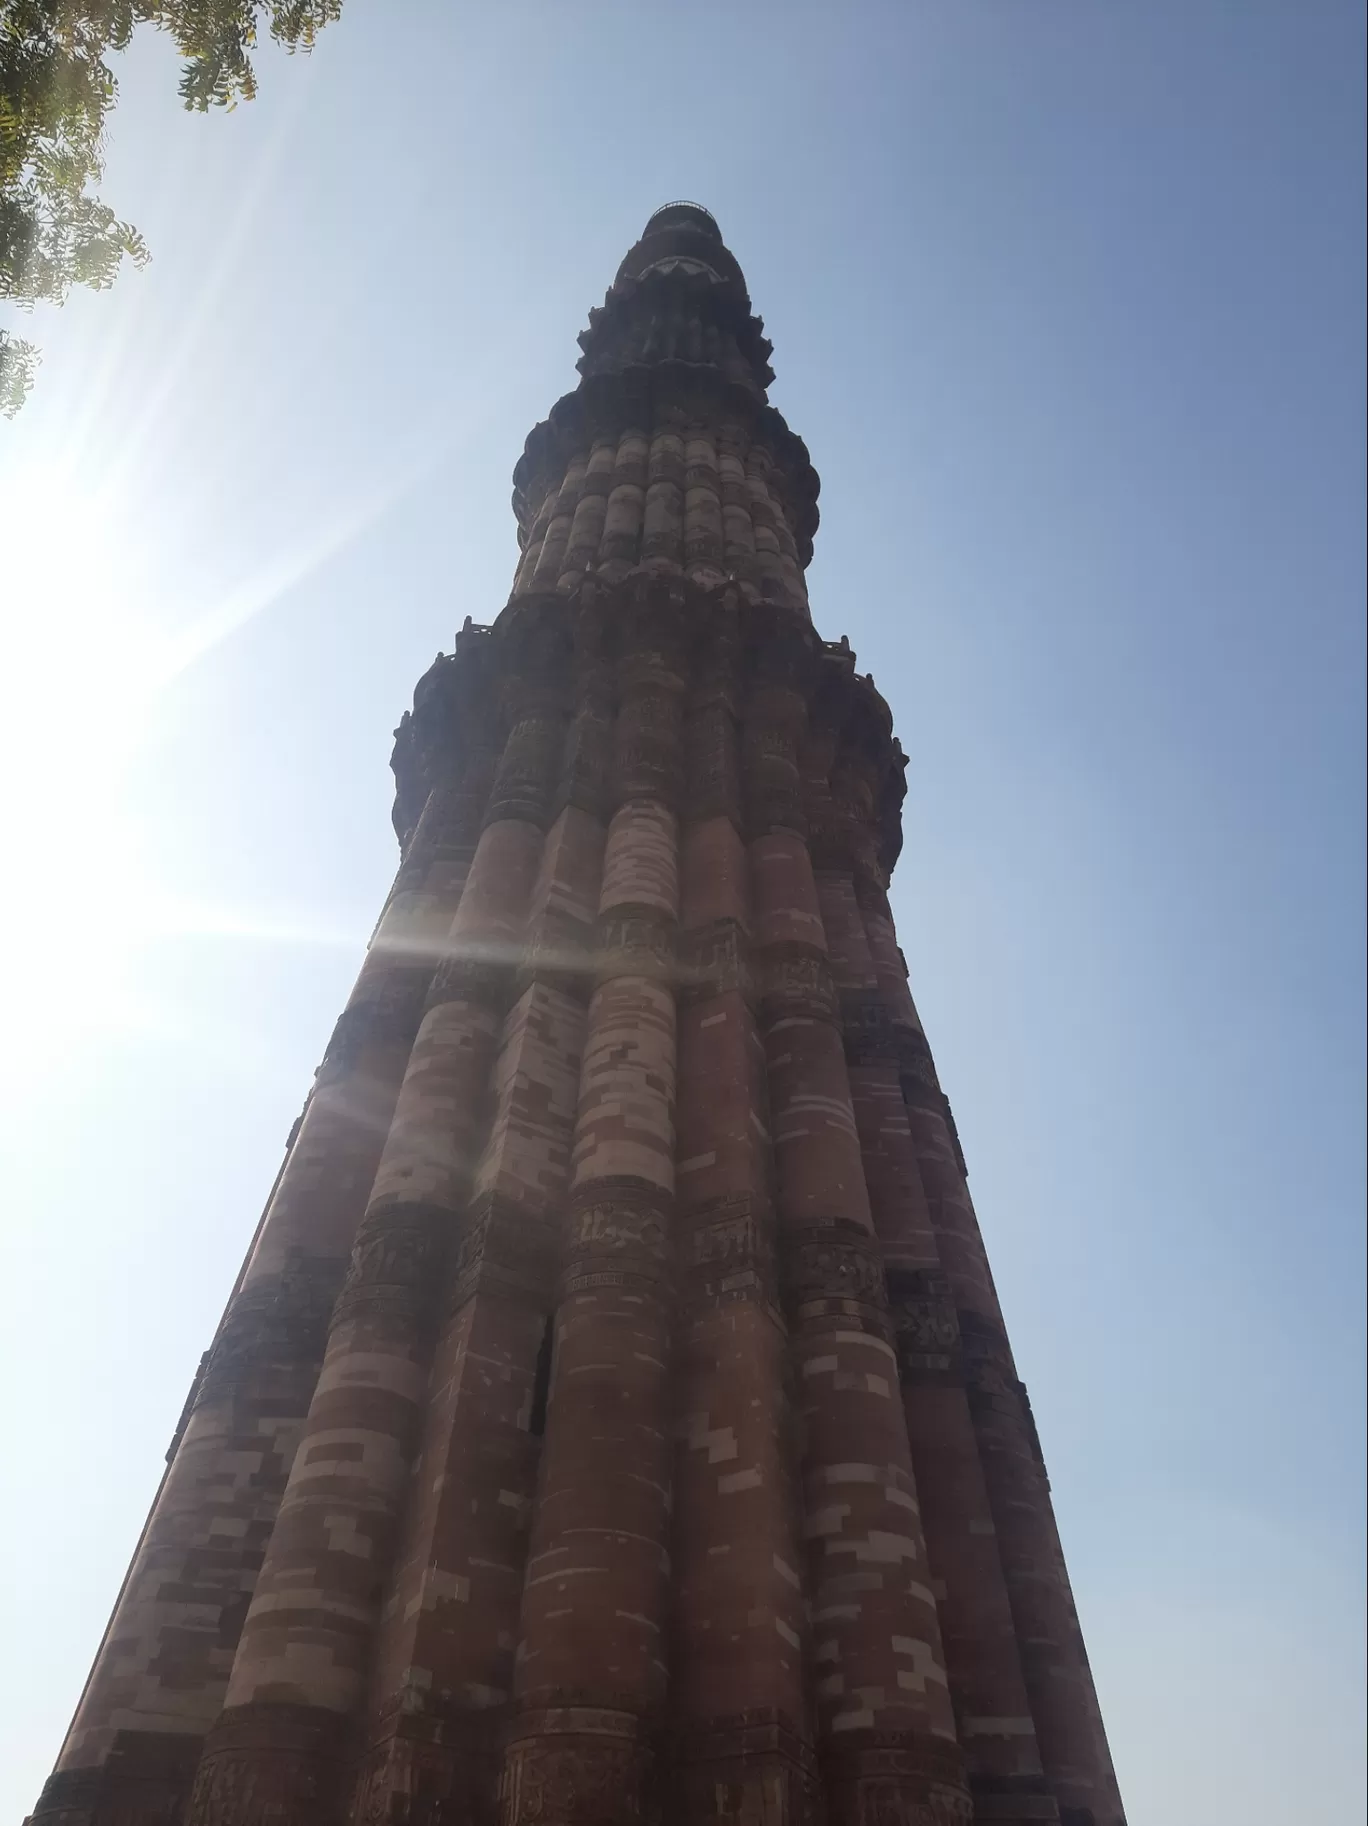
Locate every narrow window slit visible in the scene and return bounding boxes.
[528,1315,554,1437]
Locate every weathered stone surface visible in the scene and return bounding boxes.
[31,205,1124,1826]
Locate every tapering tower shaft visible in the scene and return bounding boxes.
[31,203,1123,1826]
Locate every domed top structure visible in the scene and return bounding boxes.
[613,200,748,294]
[571,201,772,405]
[643,199,721,237]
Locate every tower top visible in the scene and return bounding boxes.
[614,200,747,293]
[642,200,721,238]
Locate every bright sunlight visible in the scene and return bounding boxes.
[0,465,164,1080]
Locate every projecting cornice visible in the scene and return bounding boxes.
[390,579,907,873]
[576,266,775,396]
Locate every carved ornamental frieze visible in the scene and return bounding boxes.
[561,1179,674,1300]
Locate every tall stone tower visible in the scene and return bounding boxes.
[32,205,1124,1826]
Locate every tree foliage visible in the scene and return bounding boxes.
[0,2,341,415]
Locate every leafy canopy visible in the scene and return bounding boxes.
[0,2,341,415]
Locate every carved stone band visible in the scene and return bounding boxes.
[840,989,899,1066]
[513,912,598,1004]
[886,1268,963,1384]
[426,950,517,1012]
[678,917,755,1006]
[821,1733,974,1826]
[196,1253,347,1406]
[670,1709,819,1825]
[330,1204,453,1331]
[782,1223,889,1316]
[187,1701,350,1826]
[500,1706,652,1826]
[561,1180,673,1297]
[449,1191,561,1314]
[758,945,840,1028]
[676,1193,780,1310]
[315,968,431,1084]
[593,906,677,981]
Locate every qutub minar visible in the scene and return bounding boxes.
[32,205,1125,1826]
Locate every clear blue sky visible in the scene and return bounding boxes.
[1,5,1363,1820]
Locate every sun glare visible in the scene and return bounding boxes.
[0,451,425,1094]
[0,467,168,1083]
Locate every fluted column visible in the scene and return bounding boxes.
[889,1264,1060,1826]
[745,622,970,1826]
[896,1033,1124,1826]
[529,453,589,593]
[186,634,568,1823]
[643,423,686,572]
[560,435,617,580]
[501,583,685,1826]
[598,424,650,579]
[345,620,613,1826]
[864,846,1123,1826]
[34,650,499,1826]
[669,598,815,1821]
[823,737,1054,1825]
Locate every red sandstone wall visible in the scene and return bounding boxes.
[31,207,1123,1826]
